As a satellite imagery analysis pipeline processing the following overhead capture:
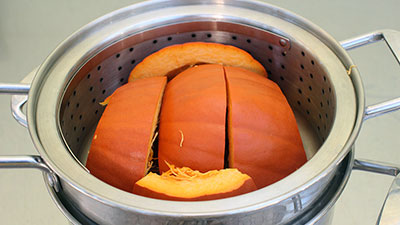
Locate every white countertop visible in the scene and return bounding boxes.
[1,0,400,224]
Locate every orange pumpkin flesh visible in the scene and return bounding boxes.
[225,66,307,188]
[128,42,267,81]
[158,64,226,173]
[132,164,257,201]
[86,76,167,192]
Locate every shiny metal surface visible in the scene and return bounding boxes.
[340,30,400,120]
[377,174,400,225]
[0,155,50,172]
[298,151,354,225]
[44,151,354,225]
[353,159,400,225]
[0,68,59,190]
[0,155,59,192]
[11,95,28,127]
[340,30,400,60]
[0,83,30,94]
[354,159,400,177]
[10,67,37,127]
[364,98,400,120]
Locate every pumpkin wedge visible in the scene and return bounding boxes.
[133,163,257,201]
[225,66,307,188]
[128,42,267,81]
[158,64,226,173]
[86,76,167,192]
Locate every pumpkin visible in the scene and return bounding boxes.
[132,163,257,201]
[128,42,267,81]
[225,66,307,188]
[86,76,167,192]
[158,64,226,172]
[88,42,307,200]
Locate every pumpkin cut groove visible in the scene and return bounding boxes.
[223,67,230,169]
[158,64,226,173]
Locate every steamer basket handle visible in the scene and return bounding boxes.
[340,29,400,120]
[0,68,59,192]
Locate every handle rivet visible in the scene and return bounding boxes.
[279,39,287,47]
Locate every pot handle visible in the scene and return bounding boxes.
[0,155,59,192]
[0,68,59,192]
[340,29,400,120]
[353,159,400,225]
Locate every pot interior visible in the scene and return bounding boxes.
[59,20,334,168]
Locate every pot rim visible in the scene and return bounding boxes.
[26,0,364,217]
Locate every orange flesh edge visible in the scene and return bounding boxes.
[133,164,257,200]
[86,76,167,192]
[128,42,267,81]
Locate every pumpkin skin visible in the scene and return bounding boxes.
[225,66,307,188]
[86,76,167,192]
[128,42,267,81]
[158,64,226,173]
[133,165,257,201]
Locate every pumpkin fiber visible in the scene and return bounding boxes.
[132,163,257,201]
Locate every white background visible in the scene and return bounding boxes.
[1,0,400,224]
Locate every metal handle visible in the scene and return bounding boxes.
[0,155,59,192]
[0,83,30,94]
[353,159,400,225]
[0,155,51,172]
[5,67,38,127]
[0,68,59,191]
[0,83,29,127]
[340,29,400,120]
[354,159,400,177]
[11,95,28,127]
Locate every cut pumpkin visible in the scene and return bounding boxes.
[158,64,226,173]
[87,41,308,199]
[128,42,267,81]
[132,163,257,201]
[86,76,167,192]
[225,66,307,188]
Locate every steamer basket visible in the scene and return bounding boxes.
[2,0,400,224]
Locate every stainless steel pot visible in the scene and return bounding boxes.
[43,147,355,225]
[1,0,400,224]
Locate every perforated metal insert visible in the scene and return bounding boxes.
[59,21,335,163]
